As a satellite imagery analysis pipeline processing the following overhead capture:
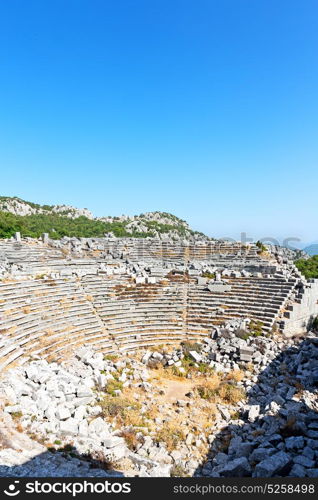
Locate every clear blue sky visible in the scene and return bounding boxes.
[0,0,317,245]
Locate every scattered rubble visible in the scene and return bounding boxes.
[0,329,317,477]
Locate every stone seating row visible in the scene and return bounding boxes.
[0,278,111,369]
[0,272,300,369]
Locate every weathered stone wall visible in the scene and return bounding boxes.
[282,280,318,335]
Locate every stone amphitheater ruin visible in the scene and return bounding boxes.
[0,235,317,366]
[0,233,318,477]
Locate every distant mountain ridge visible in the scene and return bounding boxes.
[303,244,318,256]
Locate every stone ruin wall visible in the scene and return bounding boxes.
[282,279,318,335]
[0,237,317,371]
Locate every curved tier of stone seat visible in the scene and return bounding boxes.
[80,275,194,351]
[0,279,113,369]
[68,239,261,262]
[186,277,297,334]
[108,241,261,262]
[0,270,300,369]
[0,241,65,264]
[0,239,268,265]
[10,259,104,279]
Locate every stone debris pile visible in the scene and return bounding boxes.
[0,331,317,477]
[0,349,174,477]
[142,321,291,374]
[197,333,318,478]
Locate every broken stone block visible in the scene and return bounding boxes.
[56,406,71,421]
[189,351,202,363]
[248,404,260,422]
[239,347,254,362]
[254,451,292,478]
[59,418,79,435]
[218,457,251,477]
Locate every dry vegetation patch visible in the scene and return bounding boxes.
[196,378,245,404]
[154,422,186,452]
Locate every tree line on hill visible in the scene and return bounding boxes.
[0,211,188,239]
[295,255,318,279]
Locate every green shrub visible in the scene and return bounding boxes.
[248,320,263,337]
[235,321,263,339]
[105,379,123,396]
[202,271,216,279]
[181,341,202,355]
[312,316,318,331]
[256,241,267,253]
[295,255,318,279]
[11,411,23,420]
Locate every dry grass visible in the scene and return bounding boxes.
[11,411,23,420]
[119,429,139,451]
[144,404,159,421]
[170,464,189,477]
[148,344,167,353]
[246,362,255,373]
[198,405,217,430]
[61,325,75,333]
[104,353,119,362]
[15,423,24,433]
[121,408,145,428]
[150,364,178,381]
[226,369,244,383]
[217,384,245,404]
[196,377,245,405]
[4,309,15,316]
[99,392,145,429]
[154,422,186,452]
[91,250,102,257]
[22,306,31,314]
[196,378,220,399]
[24,432,47,445]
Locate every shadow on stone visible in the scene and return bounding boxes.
[0,445,125,477]
[194,336,318,478]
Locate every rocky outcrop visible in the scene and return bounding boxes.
[0,197,93,219]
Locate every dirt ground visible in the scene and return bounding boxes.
[159,378,195,403]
